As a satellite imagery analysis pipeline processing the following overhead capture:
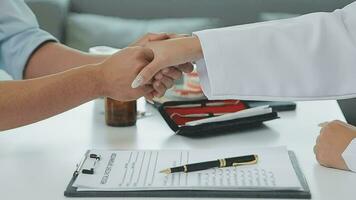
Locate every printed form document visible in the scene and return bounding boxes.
[73,146,302,191]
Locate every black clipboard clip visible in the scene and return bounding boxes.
[74,152,101,176]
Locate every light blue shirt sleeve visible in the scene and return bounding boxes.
[0,0,58,80]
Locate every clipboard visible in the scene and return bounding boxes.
[64,151,311,199]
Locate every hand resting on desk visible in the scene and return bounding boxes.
[314,120,356,171]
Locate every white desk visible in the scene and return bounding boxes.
[1,99,355,200]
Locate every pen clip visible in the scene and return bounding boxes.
[232,155,259,167]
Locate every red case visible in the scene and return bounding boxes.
[158,99,279,137]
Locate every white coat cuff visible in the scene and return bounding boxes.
[193,31,224,100]
[342,138,356,172]
[195,59,212,99]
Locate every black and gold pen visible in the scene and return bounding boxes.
[160,154,258,174]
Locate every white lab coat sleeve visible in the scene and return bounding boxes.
[194,2,356,101]
[342,138,356,172]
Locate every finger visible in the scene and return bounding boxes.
[343,122,356,130]
[162,67,182,80]
[153,81,167,98]
[318,122,329,128]
[144,93,154,102]
[145,79,153,85]
[151,90,158,97]
[153,82,167,98]
[177,62,194,73]
[130,85,153,100]
[313,145,317,155]
[154,72,164,80]
[157,76,174,89]
[317,156,328,167]
[147,33,169,42]
[333,120,356,129]
[316,135,320,144]
[167,33,190,39]
[319,122,328,134]
[133,33,169,46]
[139,84,154,94]
[131,60,164,88]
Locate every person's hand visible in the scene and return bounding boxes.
[130,33,191,98]
[97,46,154,101]
[314,120,356,170]
[131,36,201,89]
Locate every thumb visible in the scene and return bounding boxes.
[131,60,162,88]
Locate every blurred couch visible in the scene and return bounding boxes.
[26,0,355,49]
[22,0,356,124]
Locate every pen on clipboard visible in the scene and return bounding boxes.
[160,154,258,174]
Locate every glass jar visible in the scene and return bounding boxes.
[105,98,137,127]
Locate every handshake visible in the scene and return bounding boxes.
[94,33,203,101]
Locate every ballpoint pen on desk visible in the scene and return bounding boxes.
[160,154,258,174]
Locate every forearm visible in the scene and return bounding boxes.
[159,36,203,65]
[25,42,107,79]
[173,36,203,62]
[0,64,103,131]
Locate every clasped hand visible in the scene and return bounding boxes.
[96,33,194,101]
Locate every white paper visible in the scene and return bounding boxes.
[73,146,302,191]
[185,105,272,126]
